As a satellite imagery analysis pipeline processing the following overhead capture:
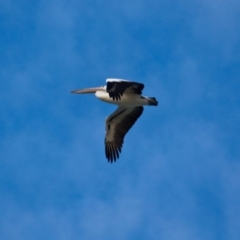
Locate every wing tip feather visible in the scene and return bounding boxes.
[105,142,121,163]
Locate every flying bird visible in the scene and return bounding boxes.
[71,78,158,163]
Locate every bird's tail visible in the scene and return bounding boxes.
[146,97,158,106]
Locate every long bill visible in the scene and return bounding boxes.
[70,87,103,94]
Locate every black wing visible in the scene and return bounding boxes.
[105,106,144,163]
[106,80,144,101]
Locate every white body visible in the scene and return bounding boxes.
[95,91,149,107]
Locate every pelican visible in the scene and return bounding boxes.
[71,78,158,163]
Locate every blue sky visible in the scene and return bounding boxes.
[1,0,240,239]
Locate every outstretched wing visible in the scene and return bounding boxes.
[105,106,144,163]
[106,79,144,101]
